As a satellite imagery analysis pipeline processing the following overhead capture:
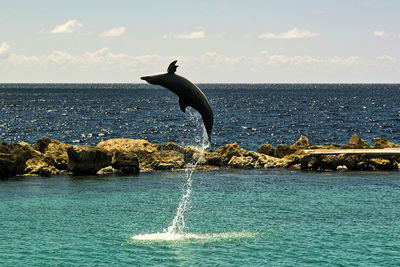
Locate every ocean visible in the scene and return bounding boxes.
[1,84,400,266]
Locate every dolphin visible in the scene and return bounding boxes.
[141,60,214,141]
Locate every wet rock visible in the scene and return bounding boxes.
[216,142,244,166]
[372,137,400,149]
[150,150,185,170]
[227,156,255,169]
[98,139,160,169]
[111,150,139,175]
[342,134,369,149]
[67,145,112,174]
[256,144,275,156]
[34,137,71,170]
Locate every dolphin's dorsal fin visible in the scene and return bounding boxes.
[167,60,178,74]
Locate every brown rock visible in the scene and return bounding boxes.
[193,151,221,166]
[34,137,71,170]
[274,144,297,158]
[257,154,289,168]
[67,145,112,174]
[97,139,160,169]
[320,155,342,170]
[163,142,185,154]
[372,137,400,149]
[342,134,369,149]
[25,157,60,177]
[336,165,348,171]
[341,155,359,170]
[216,142,244,166]
[292,135,310,149]
[150,150,185,170]
[97,166,120,175]
[0,141,42,178]
[369,158,393,170]
[111,151,139,175]
[227,156,255,169]
[256,144,275,156]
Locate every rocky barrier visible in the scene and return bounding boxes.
[1,135,400,178]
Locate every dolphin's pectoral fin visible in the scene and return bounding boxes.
[178,97,187,113]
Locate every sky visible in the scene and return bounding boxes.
[0,0,399,83]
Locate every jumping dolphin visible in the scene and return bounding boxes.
[141,60,214,141]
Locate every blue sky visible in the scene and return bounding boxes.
[1,0,399,83]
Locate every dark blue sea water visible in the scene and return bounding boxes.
[1,84,400,149]
[1,84,400,266]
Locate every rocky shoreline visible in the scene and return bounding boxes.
[1,134,400,179]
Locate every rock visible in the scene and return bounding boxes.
[336,165,348,171]
[97,138,160,169]
[282,151,309,168]
[369,158,393,170]
[111,150,139,175]
[163,142,186,154]
[163,142,203,163]
[372,137,400,149]
[67,145,112,174]
[292,135,310,149]
[97,166,120,175]
[0,141,42,178]
[356,161,369,171]
[150,150,185,170]
[25,157,59,177]
[227,156,255,169]
[257,144,275,156]
[257,154,289,168]
[274,144,297,158]
[342,134,369,149]
[341,155,359,170]
[216,142,244,166]
[193,151,221,166]
[34,137,71,170]
[300,155,321,171]
[320,155,342,170]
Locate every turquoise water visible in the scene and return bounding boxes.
[1,170,400,266]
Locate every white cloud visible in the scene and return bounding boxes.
[0,41,10,55]
[373,30,385,37]
[258,28,319,39]
[50,19,83,34]
[162,30,205,39]
[2,48,399,83]
[377,54,397,63]
[100,27,126,37]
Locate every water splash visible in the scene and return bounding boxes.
[129,231,262,244]
[166,125,210,234]
[131,111,210,241]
